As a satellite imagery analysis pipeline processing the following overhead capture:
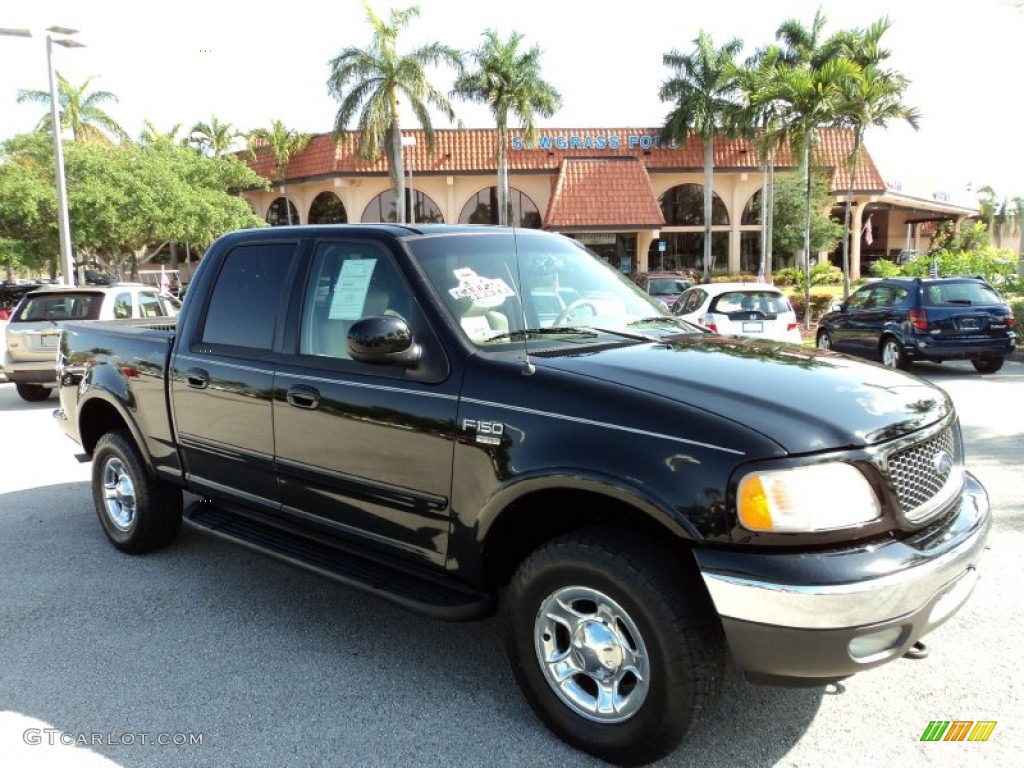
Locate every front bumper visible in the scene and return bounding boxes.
[695,472,991,685]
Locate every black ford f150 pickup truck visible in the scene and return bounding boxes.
[55,225,991,766]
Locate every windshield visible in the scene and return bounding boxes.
[408,230,678,346]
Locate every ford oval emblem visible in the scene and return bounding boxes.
[933,451,954,477]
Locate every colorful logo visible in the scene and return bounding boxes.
[920,721,997,742]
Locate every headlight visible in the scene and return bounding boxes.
[737,462,881,533]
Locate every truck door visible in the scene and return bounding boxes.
[272,239,457,568]
[170,240,301,512]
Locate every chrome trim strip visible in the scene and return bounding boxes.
[174,354,274,377]
[700,490,989,630]
[460,396,745,455]
[277,371,459,402]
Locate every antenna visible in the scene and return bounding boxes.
[509,214,535,376]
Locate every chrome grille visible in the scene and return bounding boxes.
[886,426,960,523]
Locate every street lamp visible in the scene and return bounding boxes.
[0,26,84,285]
[401,135,416,224]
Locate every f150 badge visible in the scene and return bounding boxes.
[462,419,504,446]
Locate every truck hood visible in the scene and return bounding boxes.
[537,335,952,454]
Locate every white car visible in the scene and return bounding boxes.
[3,284,177,401]
[671,282,802,343]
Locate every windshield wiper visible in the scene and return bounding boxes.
[627,316,680,326]
[483,327,599,343]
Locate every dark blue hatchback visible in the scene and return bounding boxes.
[816,276,1016,373]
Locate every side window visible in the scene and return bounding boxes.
[138,292,166,318]
[892,287,910,307]
[846,286,873,310]
[300,241,408,359]
[200,242,298,351]
[113,292,132,319]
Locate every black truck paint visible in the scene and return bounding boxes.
[54,225,991,766]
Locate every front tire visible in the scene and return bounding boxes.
[15,383,51,402]
[816,330,833,350]
[92,431,183,554]
[504,529,725,766]
[971,357,1004,374]
[880,337,910,370]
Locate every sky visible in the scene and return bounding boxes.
[2,0,1022,208]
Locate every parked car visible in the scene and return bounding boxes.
[54,225,990,765]
[816,276,1016,373]
[635,271,693,308]
[3,284,177,401]
[671,281,802,343]
[0,281,40,321]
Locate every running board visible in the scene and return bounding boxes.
[184,501,494,621]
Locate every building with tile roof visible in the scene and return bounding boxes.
[242,126,977,279]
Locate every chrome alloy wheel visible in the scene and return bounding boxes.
[881,338,902,368]
[101,457,137,532]
[534,586,651,723]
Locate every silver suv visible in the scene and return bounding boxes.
[4,284,176,401]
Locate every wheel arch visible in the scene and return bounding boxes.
[475,475,701,592]
[78,391,153,473]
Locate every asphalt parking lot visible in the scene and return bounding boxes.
[0,358,1021,767]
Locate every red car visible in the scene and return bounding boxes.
[634,271,694,308]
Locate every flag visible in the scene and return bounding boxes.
[929,256,939,278]
[862,214,874,246]
[757,261,766,283]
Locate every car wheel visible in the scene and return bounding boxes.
[504,528,725,766]
[92,430,183,554]
[971,357,1004,374]
[15,383,51,402]
[816,330,833,350]
[880,337,909,370]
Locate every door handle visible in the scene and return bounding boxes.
[287,385,320,410]
[185,367,209,389]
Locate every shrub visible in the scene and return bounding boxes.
[869,259,901,278]
[788,292,834,322]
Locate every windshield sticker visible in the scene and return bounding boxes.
[329,258,377,319]
[448,268,516,308]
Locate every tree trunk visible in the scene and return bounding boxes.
[766,151,775,278]
[802,133,813,331]
[390,119,406,224]
[496,113,509,227]
[840,130,864,301]
[702,133,714,282]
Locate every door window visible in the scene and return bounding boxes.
[199,242,298,352]
[299,241,408,359]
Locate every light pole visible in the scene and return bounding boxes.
[1,26,84,285]
[401,135,416,224]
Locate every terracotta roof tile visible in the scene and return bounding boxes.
[248,126,886,194]
[544,158,665,229]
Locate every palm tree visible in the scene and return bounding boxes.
[659,30,743,283]
[16,73,128,143]
[326,2,462,224]
[452,30,561,226]
[248,120,312,225]
[138,121,185,148]
[836,19,920,298]
[758,10,860,328]
[189,117,241,157]
[727,44,788,280]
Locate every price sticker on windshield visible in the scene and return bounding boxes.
[448,268,516,308]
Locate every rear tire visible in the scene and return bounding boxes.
[504,528,725,766]
[880,337,910,370]
[971,357,1004,374]
[92,431,183,554]
[15,383,51,402]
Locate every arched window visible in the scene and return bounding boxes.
[360,189,443,223]
[266,197,299,226]
[308,191,348,224]
[458,186,542,228]
[741,190,762,225]
[659,184,729,226]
